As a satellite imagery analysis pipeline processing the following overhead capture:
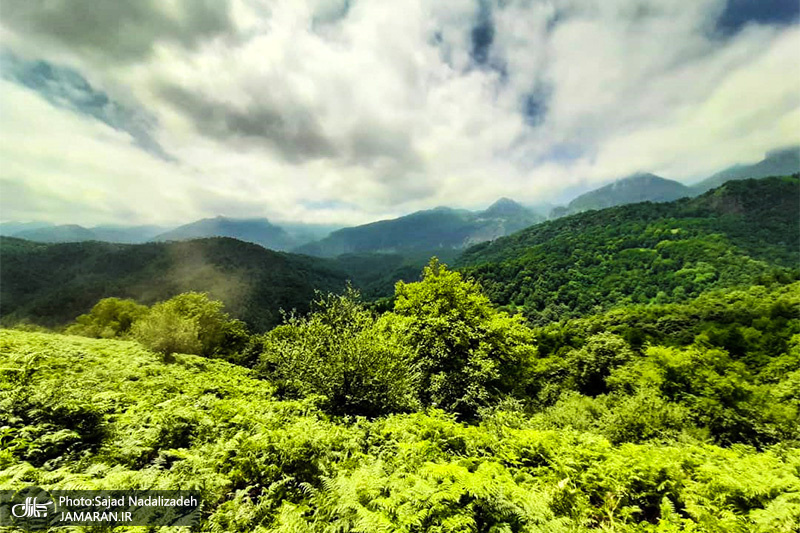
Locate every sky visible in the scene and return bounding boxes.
[1,0,798,227]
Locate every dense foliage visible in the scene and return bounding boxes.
[390,259,536,419]
[256,287,420,417]
[458,177,799,324]
[2,321,798,532]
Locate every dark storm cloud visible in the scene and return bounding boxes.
[716,0,800,35]
[158,84,336,162]
[0,51,171,160]
[0,0,235,62]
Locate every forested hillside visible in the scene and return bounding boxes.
[458,177,800,324]
[0,237,348,331]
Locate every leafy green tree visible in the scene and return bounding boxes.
[565,333,634,396]
[131,305,202,361]
[131,292,247,360]
[257,287,419,417]
[66,297,147,339]
[389,258,536,419]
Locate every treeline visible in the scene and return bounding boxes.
[61,259,800,450]
[2,177,797,333]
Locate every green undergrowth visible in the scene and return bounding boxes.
[2,330,799,532]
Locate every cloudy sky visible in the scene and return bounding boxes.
[1,0,798,226]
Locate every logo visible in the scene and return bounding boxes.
[1,487,56,531]
[12,496,52,518]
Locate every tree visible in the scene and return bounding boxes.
[390,258,536,419]
[257,287,419,417]
[565,333,634,396]
[131,292,247,360]
[131,305,202,362]
[66,297,147,339]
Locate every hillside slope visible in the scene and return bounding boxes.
[457,176,800,323]
[0,237,348,331]
[2,309,798,531]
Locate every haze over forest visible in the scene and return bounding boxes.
[1,0,799,228]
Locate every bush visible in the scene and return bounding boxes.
[66,297,147,339]
[130,292,248,360]
[131,305,202,361]
[257,287,419,417]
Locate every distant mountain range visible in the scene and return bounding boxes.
[549,147,799,218]
[152,216,295,250]
[295,198,545,257]
[4,176,797,331]
[4,146,797,252]
[0,222,172,244]
[151,216,342,251]
[0,217,337,250]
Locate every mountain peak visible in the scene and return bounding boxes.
[766,145,800,160]
[561,173,690,215]
[621,172,661,181]
[483,197,526,216]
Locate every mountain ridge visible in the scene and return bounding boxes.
[691,145,800,194]
[551,172,692,218]
[295,198,544,257]
[458,176,800,324]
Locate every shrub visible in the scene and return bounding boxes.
[131,305,202,361]
[130,292,248,360]
[257,288,419,417]
[66,297,147,339]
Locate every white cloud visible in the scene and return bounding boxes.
[1,0,798,226]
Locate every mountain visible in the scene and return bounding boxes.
[552,173,692,218]
[151,216,297,251]
[90,224,173,243]
[457,176,800,325]
[296,198,544,257]
[280,222,342,245]
[0,237,348,331]
[0,221,54,236]
[13,224,98,242]
[691,146,800,194]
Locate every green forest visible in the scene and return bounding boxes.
[1,177,799,531]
